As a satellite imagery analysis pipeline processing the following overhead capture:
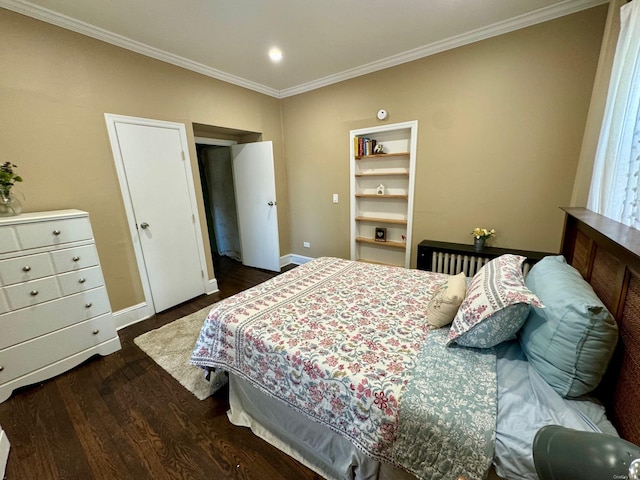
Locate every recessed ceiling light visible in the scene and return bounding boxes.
[269,48,283,62]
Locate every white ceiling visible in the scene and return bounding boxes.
[2,0,607,98]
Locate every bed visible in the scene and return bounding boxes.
[191,207,640,480]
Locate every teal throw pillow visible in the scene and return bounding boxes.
[518,255,618,398]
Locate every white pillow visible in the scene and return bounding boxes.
[426,272,466,328]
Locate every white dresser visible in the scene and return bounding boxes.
[0,210,121,403]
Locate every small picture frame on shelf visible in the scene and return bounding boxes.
[375,227,387,242]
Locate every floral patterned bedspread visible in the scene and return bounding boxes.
[191,257,496,480]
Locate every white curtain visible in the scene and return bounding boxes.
[588,0,640,228]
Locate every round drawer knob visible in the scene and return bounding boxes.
[92,329,100,335]
[79,278,86,284]
[53,230,61,236]
[0,366,4,372]
[72,256,80,262]
[85,302,93,308]
[22,265,31,272]
[30,290,38,296]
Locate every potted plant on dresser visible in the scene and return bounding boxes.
[0,162,23,216]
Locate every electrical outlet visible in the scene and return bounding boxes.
[303,242,310,248]
[333,194,339,203]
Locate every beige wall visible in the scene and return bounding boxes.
[1,5,607,312]
[0,9,290,311]
[282,6,607,265]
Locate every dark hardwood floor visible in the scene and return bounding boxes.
[0,256,320,480]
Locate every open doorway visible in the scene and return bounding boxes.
[193,123,281,279]
[196,142,242,264]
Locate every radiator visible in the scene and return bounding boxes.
[430,251,532,277]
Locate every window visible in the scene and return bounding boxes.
[588,0,640,228]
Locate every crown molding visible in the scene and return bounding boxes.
[279,0,609,98]
[0,0,281,98]
[1,0,608,100]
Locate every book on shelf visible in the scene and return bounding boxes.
[355,137,378,157]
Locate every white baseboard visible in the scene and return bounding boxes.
[0,427,9,479]
[113,302,153,330]
[281,253,314,267]
[114,279,218,330]
[206,278,219,295]
[114,260,304,331]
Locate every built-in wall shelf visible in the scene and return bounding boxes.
[355,216,408,225]
[356,237,406,249]
[355,194,408,199]
[355,152,409,160]
[354,172,409,177]
[350,121,418,268]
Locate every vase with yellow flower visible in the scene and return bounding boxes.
[471,227,495,251]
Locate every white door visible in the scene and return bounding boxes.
[114,122,205,312]
[231,142,280,272]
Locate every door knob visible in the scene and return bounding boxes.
[140,222,150,229]
[268,201,277,206]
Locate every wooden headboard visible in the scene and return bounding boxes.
[561,207,640,446]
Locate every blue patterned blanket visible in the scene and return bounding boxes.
[191,257,496,480]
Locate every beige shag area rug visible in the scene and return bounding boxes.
[134,305,226,400]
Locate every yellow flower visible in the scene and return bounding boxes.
[471,227,496,240]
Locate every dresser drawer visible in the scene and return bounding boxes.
[57,266,104,296]
[15,217,92,250]
[0,252,55,286]
[0,227,19,254]
[3,277,61,310]
[50,245,99,273]
[0,313,117,385]
[0,287,111,349]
